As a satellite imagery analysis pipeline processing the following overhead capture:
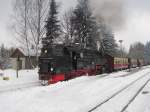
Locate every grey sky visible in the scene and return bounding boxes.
[0,0,150,50]
[116,0,150,49]
[0,0,13,47]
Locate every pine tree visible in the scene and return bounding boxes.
[98,24,118,55]
[72,0,99,49]
[43,0,61,46]
[144,41,150,61]
[0,44,12,69]
[100,34,117,55]
[128,42,144,59]
[0,44,5,58]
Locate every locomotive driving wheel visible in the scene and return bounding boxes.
[41,80,49,86]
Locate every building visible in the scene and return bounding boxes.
[10,48,37,69]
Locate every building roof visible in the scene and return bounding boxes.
[19,48,37,56]
[10,48,37,58]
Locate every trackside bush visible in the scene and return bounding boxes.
[3,77,9,80]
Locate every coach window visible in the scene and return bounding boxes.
[115,59,116,64]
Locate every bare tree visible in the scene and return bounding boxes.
[27,0,49,64]
[12,0,29,51]
[11,0,49,66]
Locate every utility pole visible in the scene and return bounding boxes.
[16,56,20,78]
[119,40,123,70]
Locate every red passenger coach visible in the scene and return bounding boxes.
[104,55,129,72]
[113,57,129,70]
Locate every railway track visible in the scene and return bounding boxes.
[0,81,41,93]
[88,71,150,112]
[120,79,150,112]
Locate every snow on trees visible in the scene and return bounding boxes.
[97,24,118,55]
[128,42,145,59]
[70,0,118,54]
[43,0,61,46]
[0,45,14,69]
[11,0,119,58]
[12,0,48,65]
[72,0,99,49]
[144,41,150,62]
[61,9,75,46]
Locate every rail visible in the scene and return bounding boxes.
[88,71,150,112]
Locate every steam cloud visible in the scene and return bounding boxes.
[89,0,125,30]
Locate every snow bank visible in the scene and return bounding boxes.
[0,67,150,112]
[0,68,39,87]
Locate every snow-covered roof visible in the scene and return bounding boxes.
[11,48,38,58]
[19,48,37,57]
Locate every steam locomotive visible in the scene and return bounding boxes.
[38,44,144,85]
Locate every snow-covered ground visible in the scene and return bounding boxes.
[126,81,150,112]
[92,69,150,112]
[0,67,150,112]
[0,69,39,92]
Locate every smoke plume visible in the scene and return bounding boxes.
[89,0,125,30]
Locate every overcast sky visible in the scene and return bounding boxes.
[0,0,12,47]
[0,0,150,50]
[116,0,150,50]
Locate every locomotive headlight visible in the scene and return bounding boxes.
[44,50,48,53]
[51,68,53,71]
